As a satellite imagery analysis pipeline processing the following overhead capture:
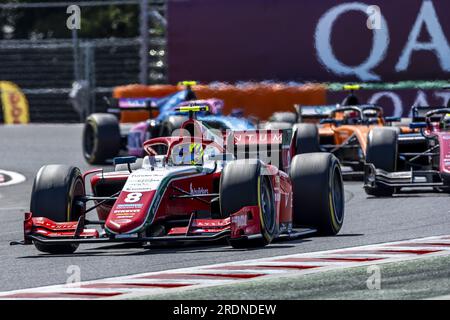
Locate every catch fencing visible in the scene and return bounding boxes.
[0,0,167,123]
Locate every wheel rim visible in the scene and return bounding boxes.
[83,123,95,159]
[260,178,275,233]
[70,177,85,221]
[332,166,344,224]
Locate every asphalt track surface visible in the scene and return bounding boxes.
[0,124,449,292]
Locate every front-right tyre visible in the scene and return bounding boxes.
[220,159,276,249]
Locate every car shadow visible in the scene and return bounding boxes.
[16,238,314,259]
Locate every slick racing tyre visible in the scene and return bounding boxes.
[293,123,321,154]
[290,153,344,235]
[269,112,297,124]
[220,159,276,248]
[365,127,398,197]
[30,165,85,254]
[83,113,121,164]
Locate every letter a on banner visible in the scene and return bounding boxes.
[0,81,30,124]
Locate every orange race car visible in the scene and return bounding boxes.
[265,87,412,177]
[302,104,404,177]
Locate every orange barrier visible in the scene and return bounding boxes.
[113,83,326,122]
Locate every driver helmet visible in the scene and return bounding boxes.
[364,109,378,118]
[440,113,450,130]
[189,143,204,165]
[343,110,359,124]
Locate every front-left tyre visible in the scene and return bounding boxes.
[220,159,276,248]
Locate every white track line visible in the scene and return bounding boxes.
[0,170,26,187]
[2,234,450,300]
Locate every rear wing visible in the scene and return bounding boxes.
[107,98,158,114]
[412,106,448,123]
[231,129,292,146]
[176,99,224,115]
[227,129,293,170]
[294,104,338,123]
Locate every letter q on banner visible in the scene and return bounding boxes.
[0,81,30,124]
[315,2,390,81]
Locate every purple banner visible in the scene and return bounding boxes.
[167,0,450,83]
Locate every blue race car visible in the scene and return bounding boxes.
[82,84,255,164]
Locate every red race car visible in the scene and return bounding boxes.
[12,106,345,254]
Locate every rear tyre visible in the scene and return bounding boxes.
[290,153,344,235]
[293,123,320,154]
[262,121,292,130]
[30,165,85,254]
[269,112,297,124]
[83,113,121,164]
[220,159,276,248]
[365,127,398,197]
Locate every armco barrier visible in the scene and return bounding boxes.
[113,83,326,121]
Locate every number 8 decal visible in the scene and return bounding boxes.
[124,192,142,203]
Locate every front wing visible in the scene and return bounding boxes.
[13,206,262,247]
[364,163,447,189]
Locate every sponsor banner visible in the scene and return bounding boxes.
[167,0,450,83]
[328,88,450,117]
[0,81,29,124]
[113,83,326,120]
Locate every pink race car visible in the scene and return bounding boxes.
[364,106,450,196]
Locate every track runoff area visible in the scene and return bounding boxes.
[1,235,450,300]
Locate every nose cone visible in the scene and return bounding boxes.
[105,190,156,234]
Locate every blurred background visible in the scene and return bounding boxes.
[0,0,448,123]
